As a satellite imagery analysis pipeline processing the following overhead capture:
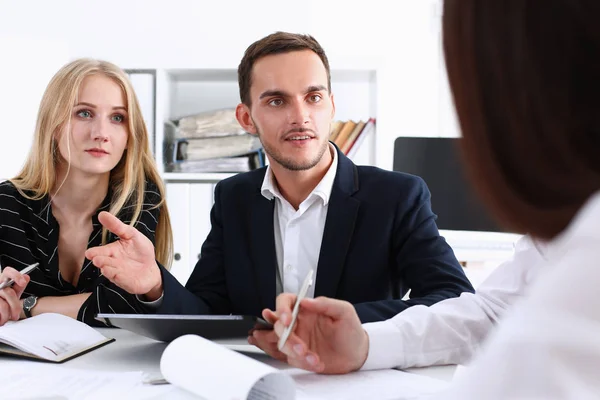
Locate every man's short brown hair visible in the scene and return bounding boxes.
[237,31,331,106]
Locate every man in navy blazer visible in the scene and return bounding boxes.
[156,145,473,324]
[86,32,473,339]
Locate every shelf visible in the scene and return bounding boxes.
[162,172,237,183]
[165,68,376,83]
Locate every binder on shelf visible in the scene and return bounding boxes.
[163,119,265,173]
[166,148,266,173]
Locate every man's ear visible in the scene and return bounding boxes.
[235,103,257,135]
[330,93,336,120]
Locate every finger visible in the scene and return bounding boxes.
[0,267,28,288]
[287,351,325,373]
[97,211,137,241]
[99,265,119,281]
[0,300,9,326]
[275,329,310,359]
[90,255,119,270]
[253,329,278,344]
[300,297,354,320]
[0,288,20,320]
[275,293,297,321]
[85,243,117,260]
[272,314,299,337]
[14,275,30,298]
[251,331,287,362]
[261,308,278,324]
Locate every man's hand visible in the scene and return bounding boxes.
[270,294,370,374]
[248,308,287,362]
[85,211,163,300]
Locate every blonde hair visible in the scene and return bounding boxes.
[11,58,173,269]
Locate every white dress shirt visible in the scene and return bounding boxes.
[261,144,338,297]
[362,234,546,370]
[365,191,600,399]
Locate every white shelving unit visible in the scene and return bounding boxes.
[162,172,236,184]
[129,64,379,283]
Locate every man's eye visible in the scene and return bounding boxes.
[268,99,283,106]
[309,94,322,103]
[77,110,92,118]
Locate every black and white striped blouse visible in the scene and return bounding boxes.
[0,180,162,326]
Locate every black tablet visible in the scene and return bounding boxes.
[95,314,273,342]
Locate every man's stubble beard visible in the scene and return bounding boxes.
[254,126,329,171]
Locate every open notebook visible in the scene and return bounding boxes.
[160,334,449,400]
[0,313,114,363]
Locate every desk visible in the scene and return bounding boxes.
[2,328,456,399]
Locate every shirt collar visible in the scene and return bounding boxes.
[261,143,338,206]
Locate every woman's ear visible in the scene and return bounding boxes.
[235,103,257,135]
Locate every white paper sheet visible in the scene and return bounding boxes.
[0,364,174,400]
[288,368,449,400]
[161,334,296,400]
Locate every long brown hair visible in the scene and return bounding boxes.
[443,0,600,239]
[11,58,173,267]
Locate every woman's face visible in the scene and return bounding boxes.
[57,74,129,177]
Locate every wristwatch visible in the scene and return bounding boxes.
[23,295,38,318]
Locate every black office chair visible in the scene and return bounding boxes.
[393,137,503,232]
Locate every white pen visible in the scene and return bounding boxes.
[277,269,314,352]
[0,263,39,290]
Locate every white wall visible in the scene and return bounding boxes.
[0,36,69,179]
[0,0,452,174]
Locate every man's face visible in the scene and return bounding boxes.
[237,50,335,171]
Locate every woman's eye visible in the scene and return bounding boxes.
[77,110,91,118]
[112,114,125,123]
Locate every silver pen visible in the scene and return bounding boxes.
[0,263,39,290]
[278,269,314,351]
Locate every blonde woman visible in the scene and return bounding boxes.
[0,58,172,326]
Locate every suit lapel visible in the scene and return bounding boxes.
[248,189,278,312]
[314,147,361,298]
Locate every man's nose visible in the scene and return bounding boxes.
[288,100,310,126]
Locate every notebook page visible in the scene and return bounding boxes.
[0,313,109,361]
[288,368,449,400]
[161,334,296,400]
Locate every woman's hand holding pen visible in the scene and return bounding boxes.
[85,211,163,300]
[0,267,30,326]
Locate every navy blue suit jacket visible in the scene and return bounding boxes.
[157,147,474,323]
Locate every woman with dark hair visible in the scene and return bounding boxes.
[262,0,600,397]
